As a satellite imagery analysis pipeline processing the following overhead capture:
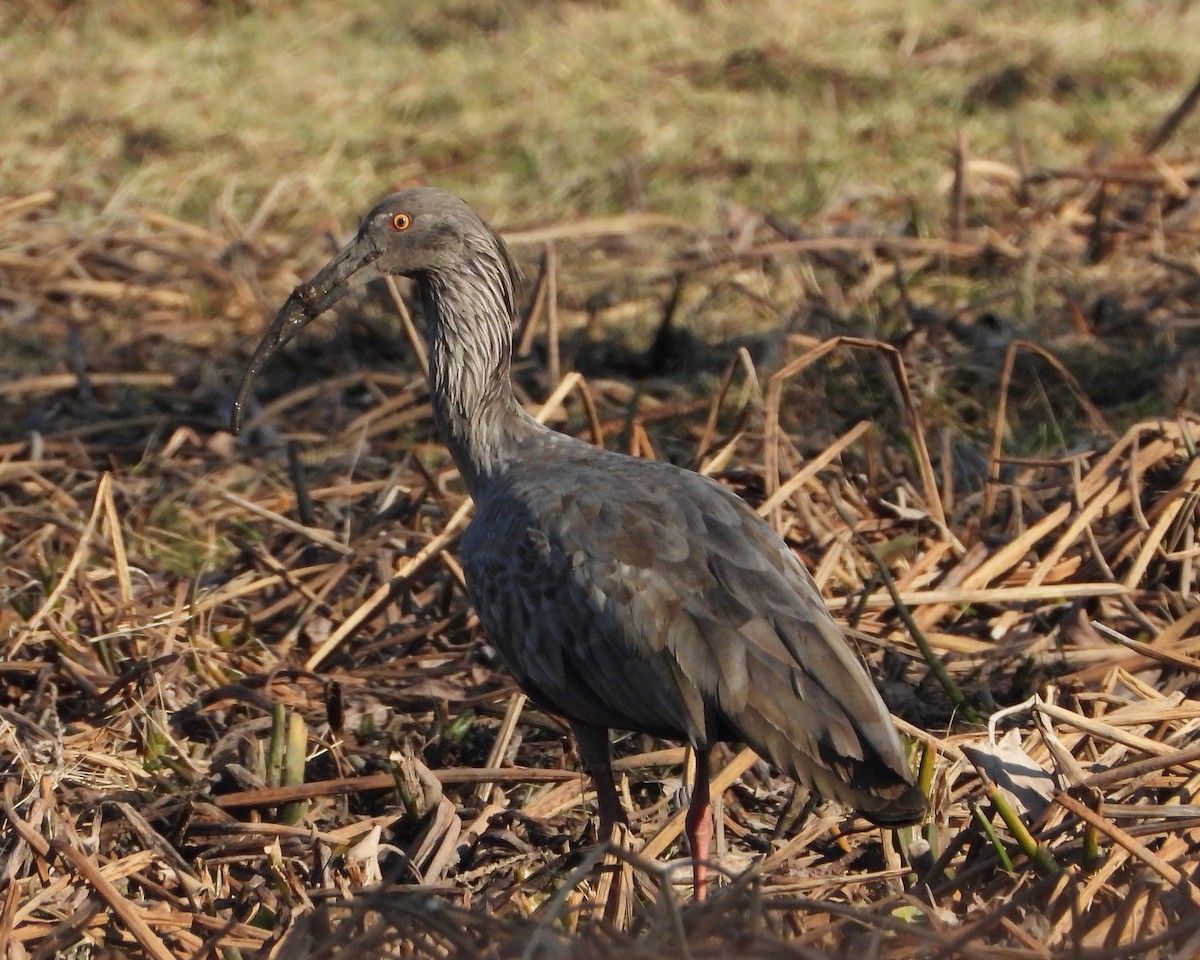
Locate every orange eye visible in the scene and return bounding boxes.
[391,212,412,231]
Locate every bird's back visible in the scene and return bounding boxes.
[461,438,925,823]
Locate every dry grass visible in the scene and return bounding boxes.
[3,0,1200,226]
[5,2,1200,957]
[4,136,1200,955]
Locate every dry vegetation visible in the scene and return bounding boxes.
[4,0,1200,223]
[4,2,1200,958]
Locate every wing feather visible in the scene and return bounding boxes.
[461,450,923,819]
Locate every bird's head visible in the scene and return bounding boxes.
[230,187,518,434]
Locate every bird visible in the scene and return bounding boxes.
[231,188,927,898]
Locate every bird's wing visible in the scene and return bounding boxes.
[463,459,704,740]
[462,453,921,818]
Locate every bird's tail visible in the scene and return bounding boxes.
[857,780,928,827]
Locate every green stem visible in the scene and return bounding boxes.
[837,502,984,724]
[973,804,1014,872]
[986,777,1060,876]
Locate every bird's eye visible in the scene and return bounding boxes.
[390,212,412,231]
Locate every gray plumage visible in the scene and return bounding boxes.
[464,452,918,816]
[232,188,925,892]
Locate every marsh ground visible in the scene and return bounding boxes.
[3,2,1200,957]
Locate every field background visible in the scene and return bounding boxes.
[5,0,1197,222]
[3,1,1200,957]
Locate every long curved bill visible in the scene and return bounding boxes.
[230,235,381,435]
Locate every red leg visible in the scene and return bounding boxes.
[570,721,628,839]
[685,747,713,900]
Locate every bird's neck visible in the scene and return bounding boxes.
[421,267,540,495]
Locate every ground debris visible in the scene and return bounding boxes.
[3,148,1200,957]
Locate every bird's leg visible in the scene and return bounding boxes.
[685,746,713,900]
[569,721,628,840]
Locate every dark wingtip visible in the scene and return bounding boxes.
[861,782,929,828]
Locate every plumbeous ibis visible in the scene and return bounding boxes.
[231,188,926,898]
